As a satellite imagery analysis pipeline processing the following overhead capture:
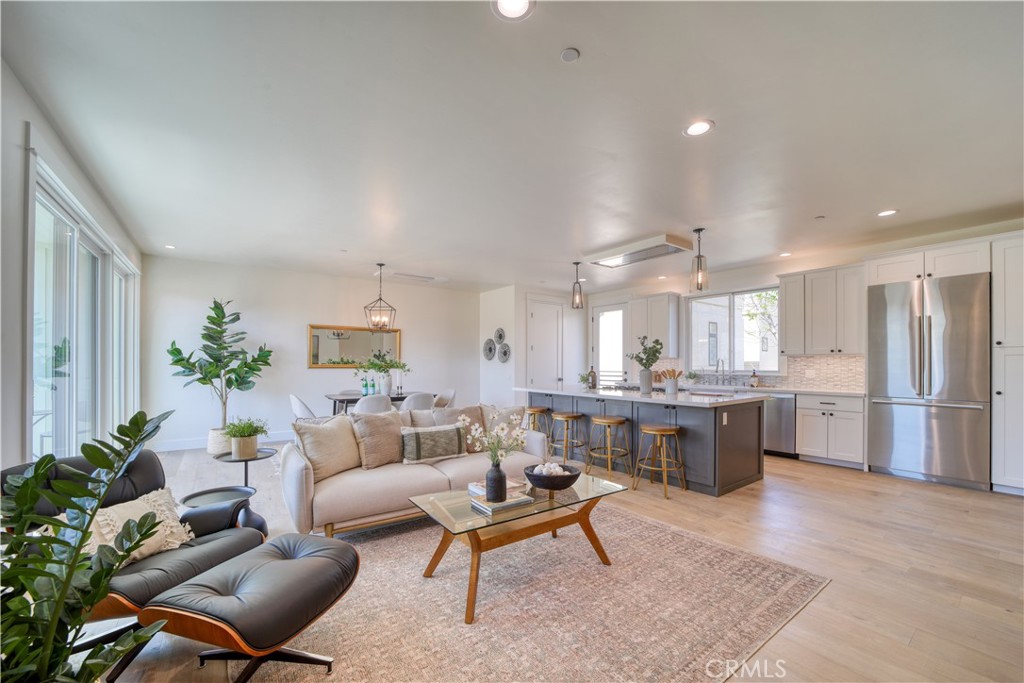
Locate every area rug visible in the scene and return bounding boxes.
[236,505,828,682]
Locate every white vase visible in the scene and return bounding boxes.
[379,373,393,396]
[639,368,653,395]
[665,378,679,395]
[207,428,230,455]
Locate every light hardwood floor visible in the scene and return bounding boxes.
[120,447,1023,682]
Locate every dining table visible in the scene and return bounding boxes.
[325,391,430,415]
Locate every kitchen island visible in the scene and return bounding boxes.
[519,387,767,497]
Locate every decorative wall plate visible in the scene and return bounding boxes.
[494,327,506,344]
[483,338,496,360]
[498,343,511,363]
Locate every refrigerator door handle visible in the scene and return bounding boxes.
[870,399,985,410]
[924,315,933,396]
[914,315,924,396]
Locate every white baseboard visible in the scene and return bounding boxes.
[149,430,294,454]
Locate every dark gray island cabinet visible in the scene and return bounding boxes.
[526,389,765,497]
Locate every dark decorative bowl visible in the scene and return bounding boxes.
[524,464,581,491]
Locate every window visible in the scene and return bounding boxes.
[30,164,139,460]
[593,304,627,385]
[689,287,779,373]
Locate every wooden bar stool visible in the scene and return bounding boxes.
[550,412,584,464]
[633,424,686,499]
[586,415,632,477]
[523,406,551,436]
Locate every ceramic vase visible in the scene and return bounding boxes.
[379,372,393,396]
[665,377,679,395]
[485,461,507,502]
[639,368,653,395]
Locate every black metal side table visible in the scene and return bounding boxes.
[212,447,277,487]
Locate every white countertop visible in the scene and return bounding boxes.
[518,386,769,408]
[691,385,866,398]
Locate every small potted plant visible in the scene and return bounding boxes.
[626,336,663,395]
[684,370,700,386]
[577,372,591,391]
[223,417,268,460]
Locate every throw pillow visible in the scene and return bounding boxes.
[90,488,194,564]
[410,409,436,428]
[432,406,486,452]
[401,425,467,464]
[483,405,526,432]
[293,415,362,482]
[350,411,404,469]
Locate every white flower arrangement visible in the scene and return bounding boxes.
[458,414,527,466]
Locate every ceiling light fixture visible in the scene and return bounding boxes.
[877,209,898,217]
[585,234,692,269]
[164,245,175,249]
[683,120,715,137]
[571,262,584,310]
[560,47,581,63]
[779,252,792,257]
[691,227,709,292]
[364,262,397,331]
[492,0,534,21]
[657,275,668,280]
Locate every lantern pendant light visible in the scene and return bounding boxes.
[691,228,709,292]
[571,261,584,309]
[364,263,397,331]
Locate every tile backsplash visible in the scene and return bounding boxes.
[652,355,865,392]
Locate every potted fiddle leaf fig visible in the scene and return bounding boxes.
[167,299,273,454]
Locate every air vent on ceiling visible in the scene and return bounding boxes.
[584,234,693,269]
[392,272,438,283]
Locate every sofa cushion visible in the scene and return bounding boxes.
[433,406,486,452]
[483,405,527,431]
[293,415,361,482]
[312,463,451,527]
[410,409,436,428]
[430,451,544,490]
[402,425,467,464]
[351,411,404,469]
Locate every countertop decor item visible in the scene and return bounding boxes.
[524,463,581,490]
[627,336,663,395]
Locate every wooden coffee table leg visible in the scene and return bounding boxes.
[465,531,483,624]
[423,529,454,578]
[577,499,611,565]
[549,490,558,538]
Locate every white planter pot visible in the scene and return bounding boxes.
[639,368,653,395]
[207,428,231,455]
[231,436,258,460]
[665,378,679,395]
[379,373,393,396]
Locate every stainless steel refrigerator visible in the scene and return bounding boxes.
[867,272,990,489]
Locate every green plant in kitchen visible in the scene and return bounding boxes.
[166,299,274,429]
[577,372,590,385]
[222,417,269,439]
[1,410,173,683]
[626,336,664,369]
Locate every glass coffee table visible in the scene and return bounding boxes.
[409,474,628,623]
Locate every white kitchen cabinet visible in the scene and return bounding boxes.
[793,266,865,355]
[992,347,1024,490]
[795,394,865,464]
[804,271,838,354]
[778,274,805,356]
[866,239,991,285]
[835,266,866,354]
[992,235,1023,349]
[628,293,679,380]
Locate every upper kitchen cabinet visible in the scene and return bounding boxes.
[804,271,837,354]
[778,275,805,356]
[629,294,680,357]
[835,266,866,354]
[992,234,1023,348]
[866,239,991,285]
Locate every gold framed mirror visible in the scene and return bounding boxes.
[308,325,401,368]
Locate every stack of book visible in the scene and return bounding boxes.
[467,477,529,497]
[469,490,535,516]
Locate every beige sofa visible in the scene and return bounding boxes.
[280,405,546,537]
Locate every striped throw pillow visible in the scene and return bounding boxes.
[402,425,467,464]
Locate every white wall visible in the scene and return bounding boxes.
[1,61,141,468]
[479,286,517,406]
[141,256,480,451]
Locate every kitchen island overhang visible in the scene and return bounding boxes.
[518,387,767,497]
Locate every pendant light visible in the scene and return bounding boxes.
[691,228,709,292]
[571,261,584,309]
[364,263,397,331]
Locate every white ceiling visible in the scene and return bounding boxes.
[3,1,1022,292]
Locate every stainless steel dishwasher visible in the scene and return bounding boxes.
[763,393,796,456]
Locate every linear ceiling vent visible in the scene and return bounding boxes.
[392,272,446,284]
[584,233,693,269]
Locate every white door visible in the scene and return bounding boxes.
[778,275,805,356]
[804,271,837,355]
[827,411,864,463]
[796,408,829,457]
[835,266,866,354]
[527,301,563,390]
[992,347,1024,488]
[992,236,1023,348]
[593,304,628,386]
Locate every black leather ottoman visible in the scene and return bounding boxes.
[138,533,359,683]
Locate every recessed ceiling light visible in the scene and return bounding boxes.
[560,47,581,63]
[657,275,668,280]
[492,0,534,21]
[814,215,826,220]
[578,277,587,282]
[683,120,715,137]
[779,252,792,257]
[877,209,898,217]
[164,245,176,249]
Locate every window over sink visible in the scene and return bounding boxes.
[689,287,779,373]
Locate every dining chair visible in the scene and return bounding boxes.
[350,395,393,414]
[289,394,317,419]
[399,393,435,411]
[433,389,456,408]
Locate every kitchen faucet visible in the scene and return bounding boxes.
[716,359,725,385]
